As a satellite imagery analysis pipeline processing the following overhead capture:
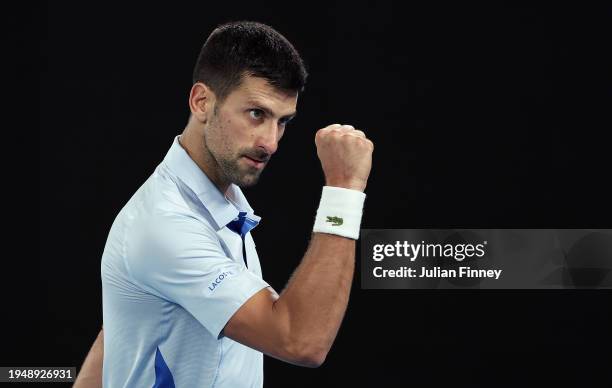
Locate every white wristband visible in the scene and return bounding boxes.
[313,186,366,240]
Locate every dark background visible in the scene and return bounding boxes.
[13,1,612,386]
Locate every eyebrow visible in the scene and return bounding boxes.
[247,99,297,121]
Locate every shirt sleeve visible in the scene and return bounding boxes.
[126,210,270,338]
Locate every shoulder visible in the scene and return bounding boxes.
[124,167,223,267]
[125,207,226,287]
[128,163,215,236]
[132,207,220,258]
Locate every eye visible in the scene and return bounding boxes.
[249,109,264,120]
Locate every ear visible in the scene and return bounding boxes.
[188,82,215,123]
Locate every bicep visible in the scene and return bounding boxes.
[223,286,298,363]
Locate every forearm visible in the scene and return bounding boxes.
[73,328,104,388]
[273,232,355,363]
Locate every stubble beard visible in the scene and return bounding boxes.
[203,114,263,189]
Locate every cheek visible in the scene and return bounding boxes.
[221,128,244,156]
[229,119,256,146]
[212,113,251,155]
[205,119,230,155]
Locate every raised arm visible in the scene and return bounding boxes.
[224,124,373,367]
[73,328,104,388]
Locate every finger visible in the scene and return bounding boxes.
[333,124,355,133]
[349,129,366,138]
[319,123,342,134]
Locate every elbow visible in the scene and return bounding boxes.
[285,341,328,368]
[298,351,327,368]
[273,305,329,367]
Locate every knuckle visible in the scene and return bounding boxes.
[316,128,329,139]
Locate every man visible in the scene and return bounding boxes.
[74,21,373,387]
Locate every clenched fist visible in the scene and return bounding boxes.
[315,124,374,192]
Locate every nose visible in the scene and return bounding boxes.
[254,122,279,156]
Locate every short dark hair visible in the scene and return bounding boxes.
[192,21,308,103]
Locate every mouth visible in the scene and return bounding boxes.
[242,156,266,169]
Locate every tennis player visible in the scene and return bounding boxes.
[74,20,373,387]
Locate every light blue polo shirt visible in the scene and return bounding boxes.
[101,135,270,387]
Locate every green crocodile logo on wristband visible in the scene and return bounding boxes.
[326,216,344,226]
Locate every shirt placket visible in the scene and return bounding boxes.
[226,212,259,268]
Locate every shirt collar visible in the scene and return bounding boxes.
[161,135,261,231]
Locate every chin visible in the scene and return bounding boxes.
[237,178,259,188]
[235,173,261,188]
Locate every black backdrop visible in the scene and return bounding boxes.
[25,1,612,386]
